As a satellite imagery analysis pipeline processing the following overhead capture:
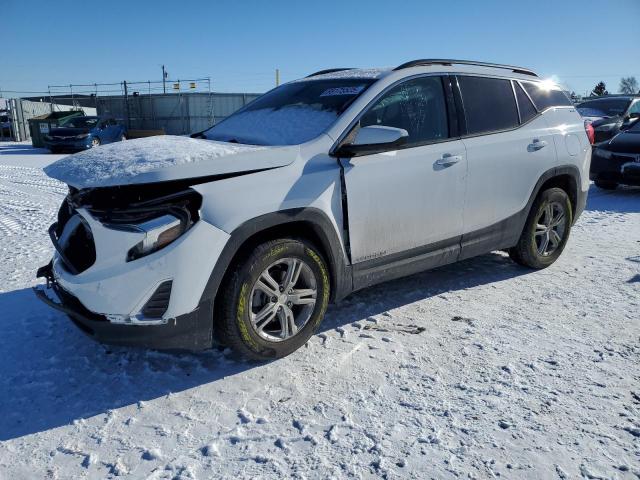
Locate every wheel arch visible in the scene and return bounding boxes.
[531,165,582,223]
[199,208,352,319]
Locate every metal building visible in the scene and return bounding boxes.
[95,92,262,136]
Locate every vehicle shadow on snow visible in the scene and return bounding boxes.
[0,252,530,441]
[586,184,640,213]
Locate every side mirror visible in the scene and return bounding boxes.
[333,125,409,158]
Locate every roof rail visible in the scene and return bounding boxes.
[306,68,355,78]
[393,59,538,77]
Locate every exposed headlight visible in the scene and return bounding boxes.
[75,133,90,139]
[126,214,186,261]
[594,148,613,159]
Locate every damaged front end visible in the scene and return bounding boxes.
[34,180,224,351]
[51,182,203,274]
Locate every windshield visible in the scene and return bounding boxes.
[576,99,630,118]
[204,79,375,146]
[63,117,98,128]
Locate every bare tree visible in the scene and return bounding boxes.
[619,76,639,94]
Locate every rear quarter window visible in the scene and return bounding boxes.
[458,76,519,135]
[514,81,538,123]
[521,81,572,111]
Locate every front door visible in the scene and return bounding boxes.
[341,75,467,265]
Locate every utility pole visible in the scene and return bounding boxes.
[123,80,131,128]
[162,65,167,94]
[276,68,280,87]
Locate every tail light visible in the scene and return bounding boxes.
[584,120,595,145]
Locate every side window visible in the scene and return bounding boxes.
[360,76,449,146]
[458,76,519,135]
[514,81,538,124]
[521,81,572,111]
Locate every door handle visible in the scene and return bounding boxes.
[435,153,462,167]
[528,139,548,151]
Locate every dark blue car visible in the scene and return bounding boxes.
[44,116,126,153]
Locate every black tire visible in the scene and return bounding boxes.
[594,180,617,190]
[217,238,330,360]
[509,187,572,269]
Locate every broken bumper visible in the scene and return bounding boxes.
[33,271,213,351]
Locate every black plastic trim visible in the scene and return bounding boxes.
[48,223,80,275]
[352,236,461,291]
[34,280,213,351]
[199,208,352,311]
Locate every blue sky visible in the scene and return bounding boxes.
[2,0,639,97]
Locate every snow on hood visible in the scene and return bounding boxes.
[44,135,298,189]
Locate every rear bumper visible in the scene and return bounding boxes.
[34,273,213,351]
[590,153,640,186]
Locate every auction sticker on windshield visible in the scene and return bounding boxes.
[320,85,366,97]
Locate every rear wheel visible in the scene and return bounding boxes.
[217,239,330,360]
[594,180,617,190]
[509,188,572,269]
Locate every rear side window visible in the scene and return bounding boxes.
[521,82,572,110]
[360,76,449,146]
[458,76,519,135]
[514,82,538,123]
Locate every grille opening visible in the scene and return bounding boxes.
[141,281,173,319]
[61,219,96,274]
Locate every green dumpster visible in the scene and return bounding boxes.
[28,111,85,148]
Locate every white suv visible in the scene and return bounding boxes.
[36,59,591,359]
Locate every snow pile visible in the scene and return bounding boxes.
[43,135,261,188]
[205,106,337,146]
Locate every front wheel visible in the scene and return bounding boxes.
[90,137,101,148]
[217,239,330,360]
[509,187,572,269]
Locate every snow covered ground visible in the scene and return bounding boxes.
[0,142,638,479]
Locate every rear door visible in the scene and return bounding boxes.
[341,75,467,264]
[455,75,557,257]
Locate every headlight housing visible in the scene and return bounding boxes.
[75,133,90,139]
[127,214,186,261]
[594,147,613,159]
[79,187,202,262]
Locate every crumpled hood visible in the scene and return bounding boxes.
[44,135,299,189]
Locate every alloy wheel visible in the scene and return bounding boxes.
[249,257,318,342]
[534,201,566,256]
